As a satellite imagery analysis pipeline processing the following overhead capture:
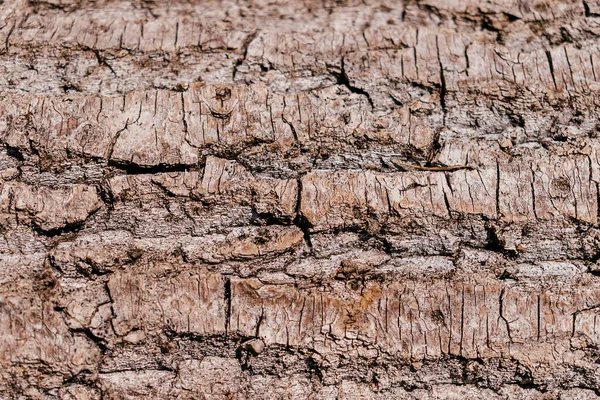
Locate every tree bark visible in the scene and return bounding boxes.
[2,0,600,398]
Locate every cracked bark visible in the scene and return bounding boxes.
[3,0,600,399]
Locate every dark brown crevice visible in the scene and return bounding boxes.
[435,35,447,125]
[4,144,25,161]
[294,176,313,250]
[32,221,86,237]
[224,278,232,335]
[71,327,109,354]
[107,160,202,175]
[327,57,375,110]
[582,1,600,17]
[498,288,513,343]
[93,50,117,76]
[545,50,558,91]
[464,44,470,77]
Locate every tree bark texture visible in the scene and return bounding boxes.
[2,0,600,398]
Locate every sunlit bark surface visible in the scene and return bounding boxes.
[2,0,600,398]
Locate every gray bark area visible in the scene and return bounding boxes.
[2,0,600,398]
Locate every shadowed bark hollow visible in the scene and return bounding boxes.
[2,0,600,398]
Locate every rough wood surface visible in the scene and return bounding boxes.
[3,0,600,398]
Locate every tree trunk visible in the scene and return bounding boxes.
[2,0,600,398]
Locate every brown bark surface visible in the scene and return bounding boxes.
[2,0,600,398]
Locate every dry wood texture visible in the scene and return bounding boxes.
[3,0,600,398]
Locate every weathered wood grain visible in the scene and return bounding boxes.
[3,0,600,398]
